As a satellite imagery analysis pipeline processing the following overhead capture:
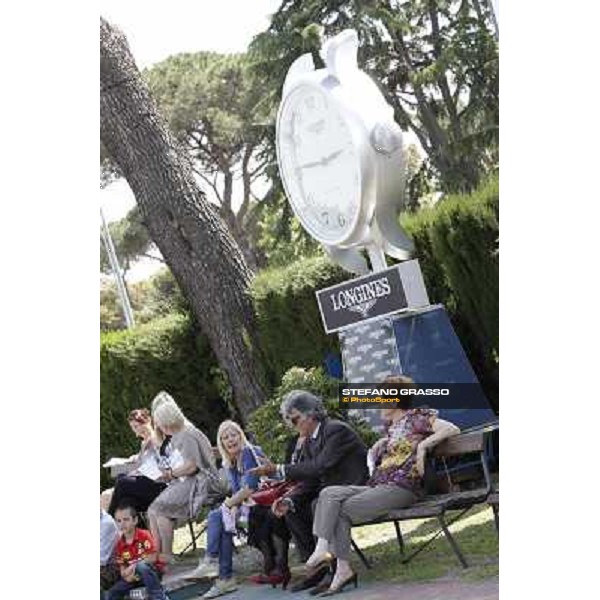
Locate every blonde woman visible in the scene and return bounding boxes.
[188,420,277,599]
[147,392,218,566]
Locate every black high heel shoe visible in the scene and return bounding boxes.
[289,563,330,592]
[270,568,291,590]
[318,572,358,596]
[310,560,336,596]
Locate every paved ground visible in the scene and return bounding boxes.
[165,514,499,600]
[164,562,498,600]
[168,577,498,600]
[336,578,499,600]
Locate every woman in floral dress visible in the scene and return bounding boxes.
[304,376,460,596]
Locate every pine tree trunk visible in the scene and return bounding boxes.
[100,17,267,422]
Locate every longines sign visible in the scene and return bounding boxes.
[316,265,409,333]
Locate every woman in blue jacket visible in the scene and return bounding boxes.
[186,420,268,599]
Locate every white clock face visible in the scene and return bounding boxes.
[277,84,362,244]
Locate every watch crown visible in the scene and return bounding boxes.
[370,122,402,156]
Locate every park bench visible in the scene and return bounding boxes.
[350,425,496,569]
[177,499,223,557]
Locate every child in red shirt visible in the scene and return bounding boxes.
[105,504,168,600]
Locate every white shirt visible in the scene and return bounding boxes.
[311,422,321,440]
[100,509,119,566]
[280,421,322,479]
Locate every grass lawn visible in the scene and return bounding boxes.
[171,502,498,584]
[352,503,498,583]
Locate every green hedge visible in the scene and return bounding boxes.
[100,313,230,488]
[429,178,499,361]
[251,257,347,386]
[403,176,499,407]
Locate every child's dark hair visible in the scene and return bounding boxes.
[115,502,138,519]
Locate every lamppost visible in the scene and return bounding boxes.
[100,207,135,329]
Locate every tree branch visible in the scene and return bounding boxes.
[237,144,255,224]
[139,252,166,263]
[194,167,223,205]
[391,27,447,142]
[249,157,269,178]
[428,0,460,137]
[222,170,234,215]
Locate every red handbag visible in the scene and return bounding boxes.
[250,480,299,506]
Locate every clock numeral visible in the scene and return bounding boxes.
[321,211,329,225]
[306,119,325,135]
[338,214,346,227]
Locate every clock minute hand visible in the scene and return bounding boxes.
[321,149,344,165]
[298,159,324,170]
[299,149,344,170]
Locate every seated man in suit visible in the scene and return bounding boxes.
[249,389,368,592]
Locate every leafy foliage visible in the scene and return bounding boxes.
[100,281,128,331]
[143,52,272,270]
[429,175,498,393]
[100,205,159,275]
[404,144,438,211]
[247,366,378,462]
[251,256,347,385]
[144,52,263,167]
[100,268,189,332]
[254,188,323,267]
[100,153,121,189]
[100,313,230,487]
[403,174,499,406]
[431,178,498,358]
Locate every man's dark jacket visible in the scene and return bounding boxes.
[285,418,368,503]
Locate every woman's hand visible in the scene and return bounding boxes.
[222,498,238,514]
[415,444,427,476]
[272,497,292,518]
[160,467,174,482]
[370,437,388,458]
[415,418,460,476]
[248,459,277,477]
